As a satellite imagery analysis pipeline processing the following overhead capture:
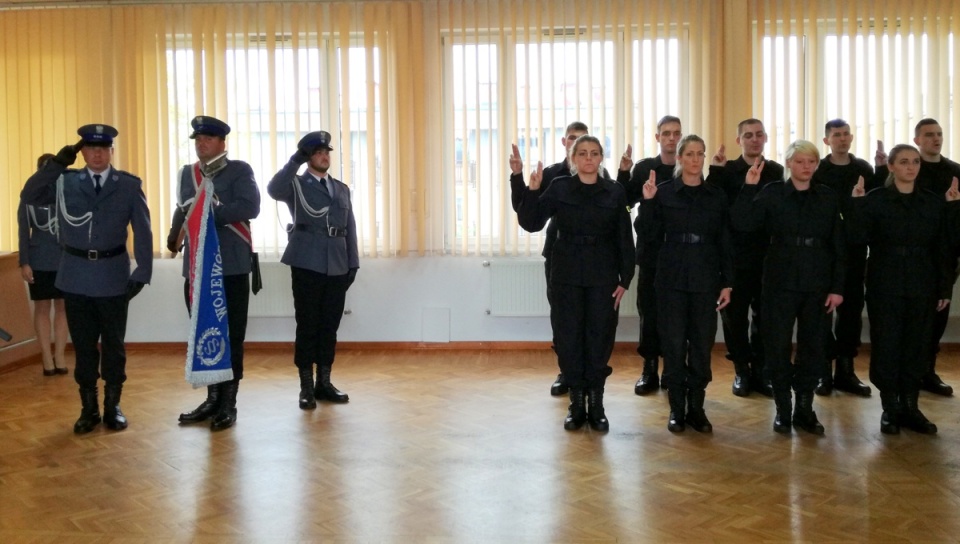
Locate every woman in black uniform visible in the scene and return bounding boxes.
[731,140,845,435]
[849,144,959,434]
[639,134,733,433]
[17,153,68,376]
[517,135,635,432]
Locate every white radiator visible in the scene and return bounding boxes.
[488,259,638,317]
[248,262,295,317]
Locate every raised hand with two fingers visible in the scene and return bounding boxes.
[641,170,658,199]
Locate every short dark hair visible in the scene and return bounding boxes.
[565,121,589,134]
[915,118,941,136]
[737,118,764,136]
[824,119,850,137]
[657,116,682,132]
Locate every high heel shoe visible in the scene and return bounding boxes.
[54,367,69,375]
[43,368,56,377]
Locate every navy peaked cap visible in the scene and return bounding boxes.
[189,116,231,138]
[298,130,334,152]
[77,124,118,146]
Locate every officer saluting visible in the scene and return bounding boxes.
[173,116,261,431]
[267,131,358,409]
[21,124,153,434]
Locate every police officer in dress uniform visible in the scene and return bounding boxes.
[173,116,261,431]
[709,118,785,398]
[267,131,358,409]
[21,124,153,434]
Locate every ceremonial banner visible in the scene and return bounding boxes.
[184,177,233,387]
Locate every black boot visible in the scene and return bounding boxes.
[634,358,660,396]
[587,386,610,432]
[564,388,587,430]
[732,362,751,397]
[686,389,712,433]
[298,366,317,410]
[750,363,774,397]
[550,373,569,396]
[73,386,101,434]
[879,391,901,435]
[901,389,937,434]
[211,380,238,431]
[815,360,834,396]
[793,391,825,435]
[178,385,222,423]
[315,365,349,403]
[103,384,128,431]
[773,389,792,434]
[921,360,953,397]
[833,356,872,397]
[668,388,686,432]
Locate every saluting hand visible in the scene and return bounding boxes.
[528,161,544,191]
[619,144,634,172]
[509,144,523,175]
[937,299,951,312]
[745,157,764,185]
[825,293,843,314]
[712,144,727,166]
[612,285,626,310]
[641,170,657,199]
[852,175,866,198]
[875,140,887,166]
[946,177,960,202]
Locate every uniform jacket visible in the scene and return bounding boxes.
[639,178,734,293]
[17,200,61,271]
[177,159,261,277]
[627,155,677,268]
[876,155,960,196]
[848,186,958,300]
[731,180,845,295]
[517,175,635,289]
[20,161,153,297]
[709,155,785,269]
[267,160,359,276]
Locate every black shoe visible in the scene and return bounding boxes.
[179,385,222,423]
[634,359,659,396]
[211,381,239,431]
[732,362,751,397]
[103,384,128,431]
[833,357,872,397]
[814,376,834,396]
[685,389,712,433]
[752,375,774,398]
[550,374,570,397]
[564,388,587,430]
[793,392,825,435]
[73,387,101,434]
[315,365,349,403]
[901,389,938,434]
[921,372,954,397]
[773,413,792,434]
[773,390,792,434]
[668,388,686,432]
[43,368,56,377]
[298,366,317,410]
[880,392,901,435]
[587,387,609,432]
[880,411,900,435]
[54,366,69,375]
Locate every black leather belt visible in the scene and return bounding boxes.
[294,224,347,237]
[557,232,605,245]
[664,232,714,244]
[772,236,823,248]
[63,244,127,260]
[889,245,927,256]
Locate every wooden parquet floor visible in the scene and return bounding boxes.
[2,347,960,543]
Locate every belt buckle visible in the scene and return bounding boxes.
[87,249,99,260]
[327,226,340,237]
[689,234,701,244]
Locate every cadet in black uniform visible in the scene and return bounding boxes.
[638,135,733,433]
[517,135,635,432]
[849,144,959,434]
[623,115,683,396]
[509,122,633,397]
[876,118,960,397]
[811,119,875,397]
[709,119,785,398]
[21,125,153,434]
[731,140,845,435]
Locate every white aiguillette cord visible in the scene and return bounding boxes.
[56,174,94,241]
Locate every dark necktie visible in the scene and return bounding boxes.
[94,174,102,195]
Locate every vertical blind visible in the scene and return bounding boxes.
[1,0,958,258]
